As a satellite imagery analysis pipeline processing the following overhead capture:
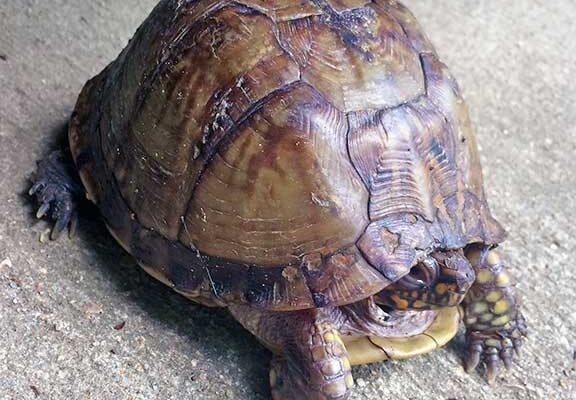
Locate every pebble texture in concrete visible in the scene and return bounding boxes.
[0,1,574,399]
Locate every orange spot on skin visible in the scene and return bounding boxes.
[435,283,448,294]
[391,294,409,310]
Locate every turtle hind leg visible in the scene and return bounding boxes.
[29,149,84,239]
[270,315,354,400]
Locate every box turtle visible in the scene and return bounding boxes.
[30,0,527,398]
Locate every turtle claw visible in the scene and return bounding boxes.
[464,343,482,372]
[29,182,44,196]
[68,211,79,238]
[484,347,500,385]
[30,150,83,240]
[36,202,51,219]
[500,341,515,371]
[51,213,69,240]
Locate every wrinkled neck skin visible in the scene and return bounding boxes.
[337,296,438,338]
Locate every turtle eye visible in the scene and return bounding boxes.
[404,257,440,288]
[408,264,428,283]
[398,274,426,290]
[422,257,440,282]
[400,262,435,290]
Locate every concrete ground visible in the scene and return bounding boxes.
[0,0,574,399]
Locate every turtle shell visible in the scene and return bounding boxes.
[69,0,505,311]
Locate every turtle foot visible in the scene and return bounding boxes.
[29,150,83,239]
[463,246,527,384]
[464,311,527,384]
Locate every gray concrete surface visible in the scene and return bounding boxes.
[1,1,574,399]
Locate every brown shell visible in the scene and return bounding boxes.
[69,0,506,311]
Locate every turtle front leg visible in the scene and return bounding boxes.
[463,245,527,384]
[29,150,84,239]
[229,306,354,400]
[270,318,354,400]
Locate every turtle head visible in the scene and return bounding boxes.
[376,250,475,310]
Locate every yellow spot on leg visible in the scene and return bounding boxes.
[341,357,351,371]
[486,291,502,303]
[324,332,335,343]
[472,302,488,314]
[492,315,510,326]
[494,300,510,314]
[495,272,511,287]
[480,313,494,322]
[476,270,493,284]
[345,374,354,389]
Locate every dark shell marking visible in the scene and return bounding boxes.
[69,0,505,311]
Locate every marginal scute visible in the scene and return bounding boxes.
[357,213,448,281]
[302,246,392,307]
[277,4,425,111]
[182,83,369,266]
[420,54,506,242]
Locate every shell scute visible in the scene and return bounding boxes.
[277,3,425,111]
[180,83,369,266]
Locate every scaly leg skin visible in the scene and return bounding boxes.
[29,150,84,239]
[229,306,354,400]
[270,317,354,400]
[463,245,527,384]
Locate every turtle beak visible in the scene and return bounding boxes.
[435,250,475,293]
[426,251,475,306]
